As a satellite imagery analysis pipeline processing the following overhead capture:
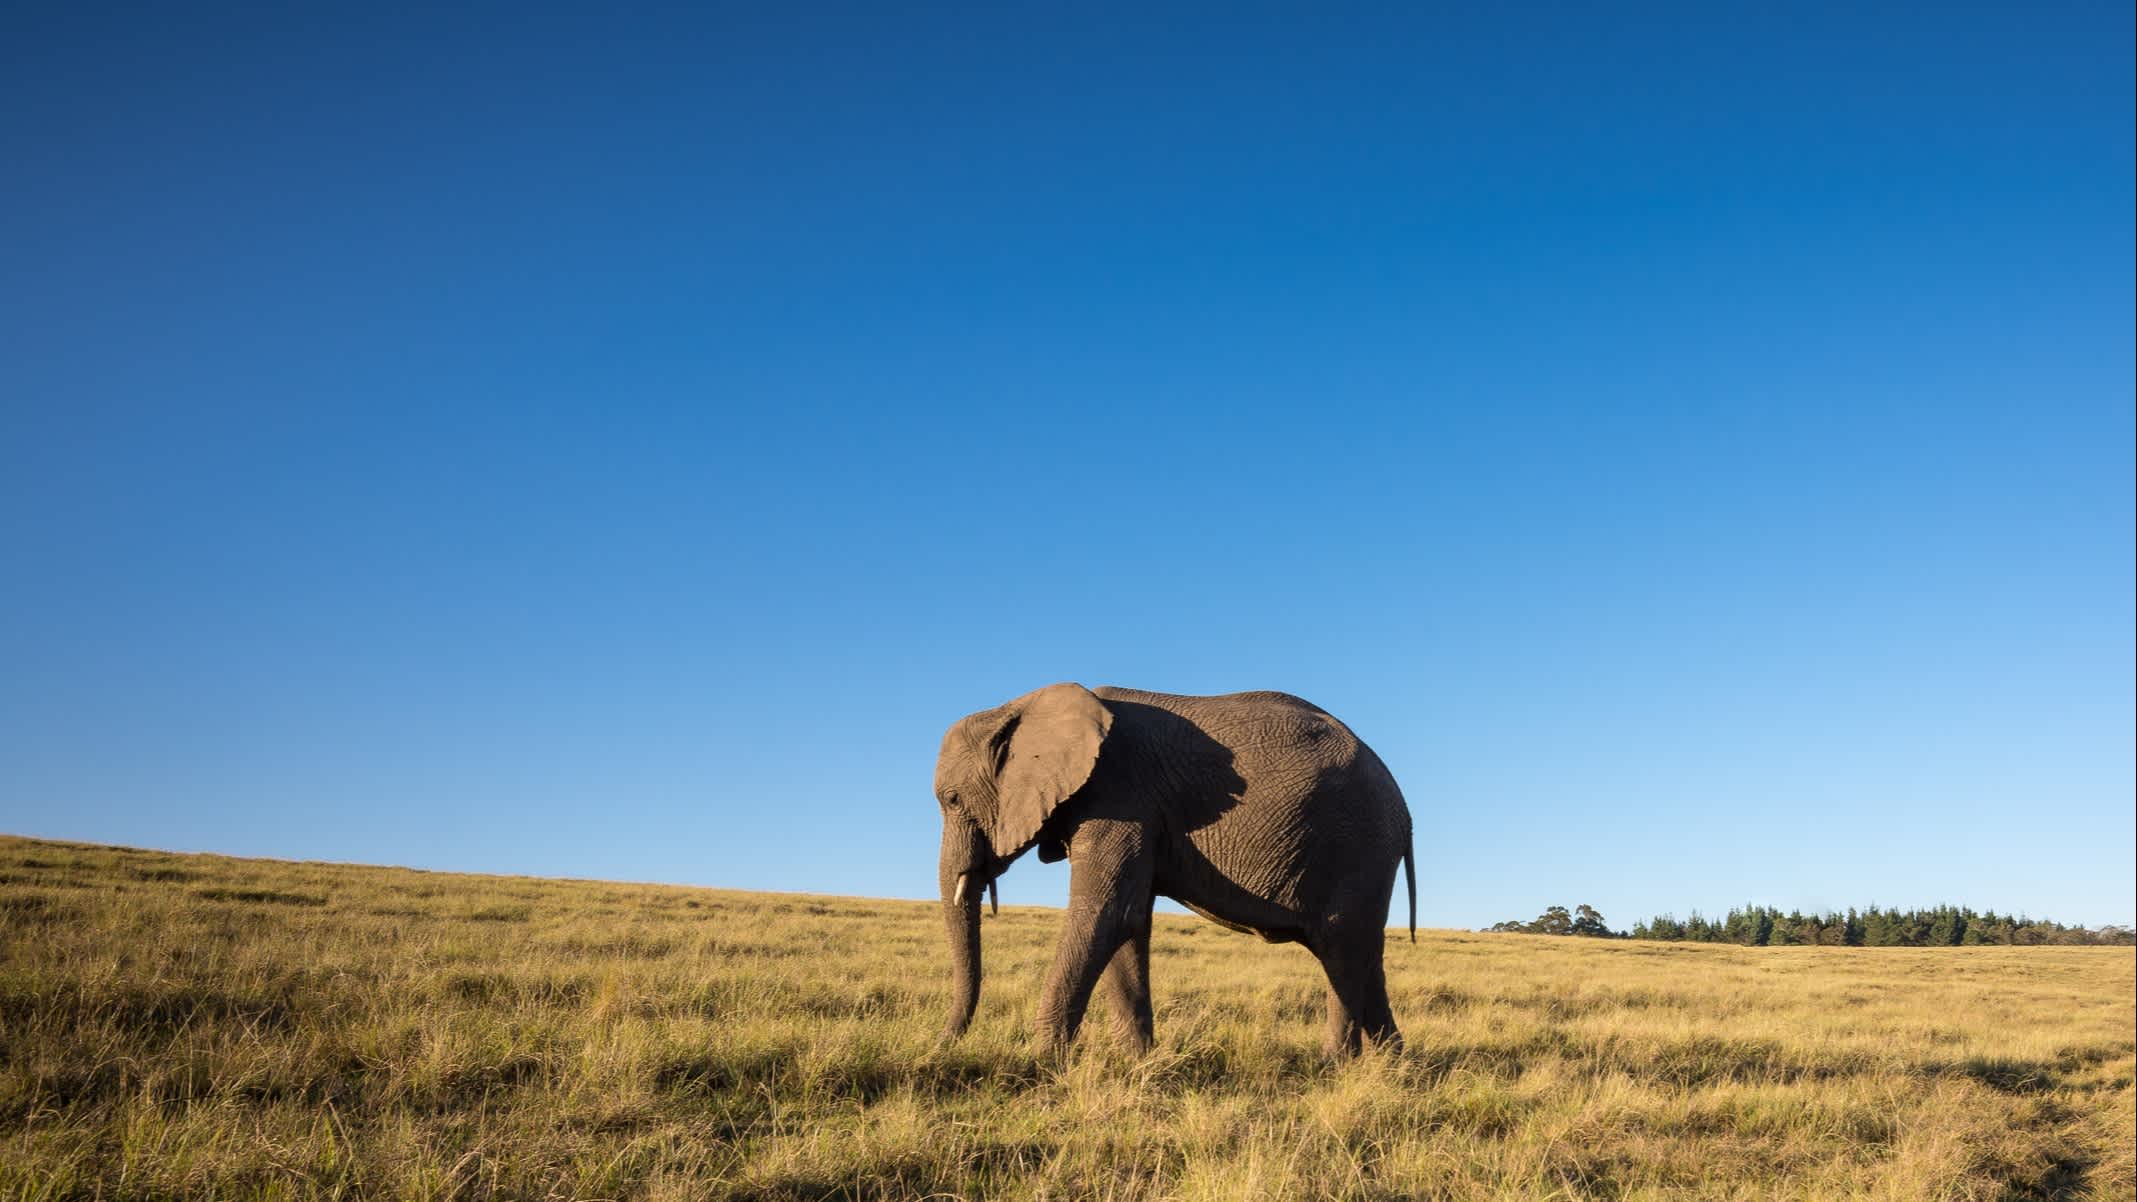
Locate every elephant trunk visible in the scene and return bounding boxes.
[939,816,986,1040]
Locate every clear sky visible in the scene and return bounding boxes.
[4,4,2131,930]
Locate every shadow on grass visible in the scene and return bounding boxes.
[733,1135,1058,1202]
[0,893,81,924]
[1928,1043,2131,1098]
[132,866,201,882]
[0,981,298,1035]
[194,888,328,907]
[655,1045,1049,1105]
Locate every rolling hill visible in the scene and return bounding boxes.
[1,834,2129,1200]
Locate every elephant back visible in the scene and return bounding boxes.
[1090,686,1408,915]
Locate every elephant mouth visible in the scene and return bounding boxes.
[952,871,1000,915]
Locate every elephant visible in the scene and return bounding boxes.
[933,682,1415,1056]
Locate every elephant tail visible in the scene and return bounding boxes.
[1403,831,1416,944]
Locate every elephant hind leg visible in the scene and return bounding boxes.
[1311,923,1401,1057]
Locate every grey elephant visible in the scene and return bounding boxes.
[934,682,1415,1055]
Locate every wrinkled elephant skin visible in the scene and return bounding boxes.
[932,683,1415,1056]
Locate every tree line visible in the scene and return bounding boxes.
[1488,903,2136,947]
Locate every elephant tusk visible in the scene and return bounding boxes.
[988,879,999,917]
[952,872,970,906]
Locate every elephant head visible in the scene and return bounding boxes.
[932,682,1113,1039]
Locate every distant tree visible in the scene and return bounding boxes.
[1571,904,1615,938]
[1720,906,1773,946]
[1898,911,1932,947]
[1614,903,2121,947]
[1633,914,1683,941]
[1489,904,1624,938]
[1774,910,1812,946]
[1861,909,1898,947]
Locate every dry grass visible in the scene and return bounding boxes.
[0,833,2129,1200]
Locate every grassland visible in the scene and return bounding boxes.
[0,834,2129,1200]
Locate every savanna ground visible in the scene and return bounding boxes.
[0,835,2130,1201]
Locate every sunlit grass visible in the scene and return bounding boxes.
[1,833,2129,1199]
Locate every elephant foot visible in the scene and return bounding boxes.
[1033,1025,1075,1061]
[1324,1029,1403,1059]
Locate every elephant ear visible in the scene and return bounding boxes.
[989,682,1113,860]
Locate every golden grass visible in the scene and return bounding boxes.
[0,833,2129,1200]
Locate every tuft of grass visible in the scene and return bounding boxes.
[0,832,2130,1200]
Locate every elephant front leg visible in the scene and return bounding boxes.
[1036,818,1151,1054]
[1098,897,1154,1054]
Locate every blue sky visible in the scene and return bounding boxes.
[3,4,2131,929]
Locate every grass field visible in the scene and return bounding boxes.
[1,834,2130,1200]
